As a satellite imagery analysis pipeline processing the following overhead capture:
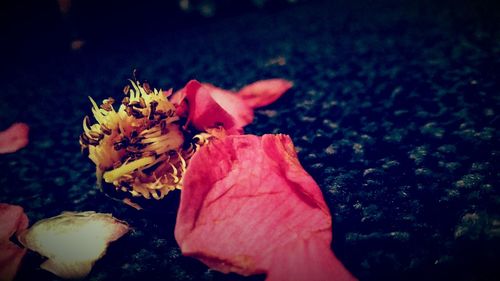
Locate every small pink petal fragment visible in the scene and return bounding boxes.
[18,211,129,279]
[0,203,29,281]
[237,79,293,109]
[175,134,356,281]
[0,123,29,154]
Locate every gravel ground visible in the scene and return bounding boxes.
[1,1,499,280]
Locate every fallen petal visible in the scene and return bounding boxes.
[0,123,29,154]
[0,204,29,242]
[184,80,236,131]
[265,237,357,281]
[0,203,29,281]
[183,80,252,133]
[0,243,27,281]
[203,83,254,128]
[175,134,356,281]
[170,88,189,117]
[237,79,293,109]
[18,211,129,279]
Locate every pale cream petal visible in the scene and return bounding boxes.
[18,211,129,279]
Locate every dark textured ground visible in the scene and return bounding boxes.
[1,0,499,280]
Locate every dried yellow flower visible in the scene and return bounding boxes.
[80,81,205,200]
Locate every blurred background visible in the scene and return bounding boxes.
[0,0,499,281]
[2,0,498,66]
[2,0,315,65]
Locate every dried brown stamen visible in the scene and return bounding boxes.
[122,97,130,106]
[149,101,158,120]
[101,124,112,135]
[123,85,130,95]
[142,82,152,94]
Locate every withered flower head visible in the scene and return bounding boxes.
[80,81,207,200]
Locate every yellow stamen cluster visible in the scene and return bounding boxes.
[80,81,207,200]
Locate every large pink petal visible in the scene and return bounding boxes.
[0,123,29,154]
[0,203,29,281]
[175,134,356,281]
[237,79,293,109]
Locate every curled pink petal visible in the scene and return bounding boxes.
[0,203,29,281]
[177,79,290,133]
[170,88,188,117]
[184,80,252,133]
[237,79,293,109]
[202,83,254,128]
[175,134,356,281]
[0,123,29,154]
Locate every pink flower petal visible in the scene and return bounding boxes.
[0,123,29,154]
[170,88,189,117]
[202,83,254,128]
[0,203,29,281]
[183,80,252,133]
[175,134,356,281]
[237,79,293,109]
[175,79,290,133]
